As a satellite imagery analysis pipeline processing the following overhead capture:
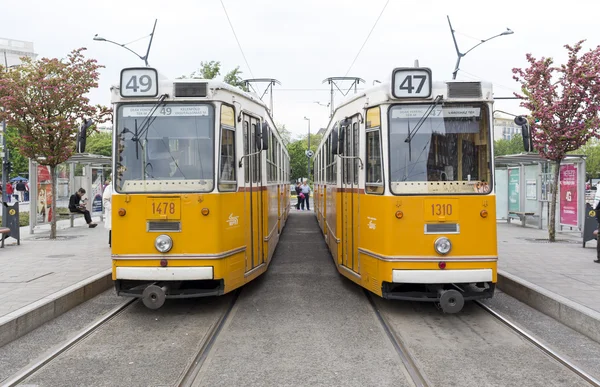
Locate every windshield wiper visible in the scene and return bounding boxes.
[128,93,168,159]
[404,94,444,144]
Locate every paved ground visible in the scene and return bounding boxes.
[0,214,109,319]
[496,221,600,313]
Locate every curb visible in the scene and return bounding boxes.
[497,270,600,343]
[0,269,113,347]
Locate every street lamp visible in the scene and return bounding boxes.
[93,19,158,67]
[304,116,310,181]
[447,15,514,80]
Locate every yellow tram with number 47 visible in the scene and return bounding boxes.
[109,67,290,309]
[313,67,530,313]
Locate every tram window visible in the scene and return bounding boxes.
[353,122,359,185]
[219,129,236,191]
[366,129,384,194]
[243,121,249,183]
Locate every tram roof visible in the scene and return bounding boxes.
[495,153,586,166]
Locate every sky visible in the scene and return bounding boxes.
[3,0,600,140]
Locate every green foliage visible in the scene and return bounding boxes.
[571,138,600,178]
[86,131,112,157]
[494,134,526,157]
[288,133,323,182]
[275,123,292,145]
[223,66,249,92]
[179,60,249,92]
[5,126,29,177]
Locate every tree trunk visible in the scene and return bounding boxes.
[50,165,57,239]
[548,159,562,242]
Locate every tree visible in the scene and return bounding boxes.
[494,134,525,157]
[223,66,249,92]
[0,48,112,238]
[571,138,600,178]
[5,126,29,177]
[287,133,323,182]
[275,122,292,145]
[513,40,600,241]
[86,131,112,157]
[180,61,248,91]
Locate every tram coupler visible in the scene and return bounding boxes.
[142,284,169,310]
[438,288,464,314]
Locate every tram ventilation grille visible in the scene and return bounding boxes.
[174,82,207,97]
[447,82,482,98]
[147,221,181,232]
[424,223,459,234]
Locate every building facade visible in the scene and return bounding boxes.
[0,37,36,68]
[493,115,521,141]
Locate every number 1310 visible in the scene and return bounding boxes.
[432,204,452,216]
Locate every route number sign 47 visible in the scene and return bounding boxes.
[120,68,159,98]
[391,68,432,99]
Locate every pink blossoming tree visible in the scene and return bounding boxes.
[513,40,600,241]
[0,48,112,239]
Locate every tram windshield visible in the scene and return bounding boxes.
[115,103,215,193]
[388,103,492,194]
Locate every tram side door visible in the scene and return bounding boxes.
[243,115,264,274]
[341,119,359,274]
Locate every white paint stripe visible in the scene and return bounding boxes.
[392,269,493,284]
[116,267,213,281]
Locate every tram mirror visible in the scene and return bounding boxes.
[331,128,339,155]
[514,116,532,152]
[260,122,269,151]
[77,119,93,153]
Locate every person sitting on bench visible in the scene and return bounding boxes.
[69,188,97,228]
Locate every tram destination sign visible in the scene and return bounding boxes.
[120,67,159,98]
[391,68,432,99]
[122,105,210,117]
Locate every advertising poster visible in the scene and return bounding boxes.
[508,168,520,212]
[36,165,53,223]
[91,174,103,215]
[560,164,578,226]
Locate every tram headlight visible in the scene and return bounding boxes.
[155,235,173,253]
[434,237,451,255]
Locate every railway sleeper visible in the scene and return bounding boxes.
[115,279,225,309]
[381,282,495,314]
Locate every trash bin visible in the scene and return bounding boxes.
[583,202,597,248]
[2,201,20,245]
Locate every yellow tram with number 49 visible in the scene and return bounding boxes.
[313,67,529,313]
[109,67,290,309]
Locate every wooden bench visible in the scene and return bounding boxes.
[0,227,11,248]
[508,211,535,227]
[58,212,84,227]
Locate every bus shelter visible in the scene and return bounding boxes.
[28,153,111,234]
[495,154,586,232]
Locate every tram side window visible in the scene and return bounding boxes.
[365,106,384,194]
[244,121,250,183]
[219,105,236,191]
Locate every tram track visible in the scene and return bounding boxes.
[475,300,600,387]
[177,288,241,387]
[1,298,138,387]
[364,290,430,387]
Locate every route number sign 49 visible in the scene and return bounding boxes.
[120,68,159,98]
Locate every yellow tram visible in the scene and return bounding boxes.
[110,68,290,309]
[313,67,498,313]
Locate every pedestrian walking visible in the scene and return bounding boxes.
[295,182,302,210]
[5,183,13,203]
[301,181,311,211]
[593,183,600,263]
[69,188,97,228]
[103,175,113,246]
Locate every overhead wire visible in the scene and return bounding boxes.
[343,0,390,78]
[220,0,255,79]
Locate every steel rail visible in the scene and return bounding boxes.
[364,290,429,387]
[476,300,600,387]
[178,289,241,387]
[2,298,137,387]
